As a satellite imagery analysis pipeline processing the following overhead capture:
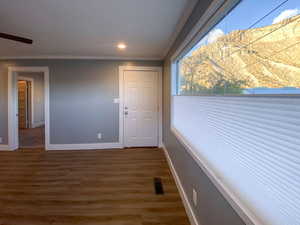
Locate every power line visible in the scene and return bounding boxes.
[201,0,291,61]
[236,40,300,73]
[224,0,290,44]
[215,16,300,64]
[248,0,289,29]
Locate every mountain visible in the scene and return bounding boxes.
[180,14,300,94]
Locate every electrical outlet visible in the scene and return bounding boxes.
[97,133,102,140]
[192,188,197,206]
[0,137,2,143]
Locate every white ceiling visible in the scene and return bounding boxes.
[0,0,197,60]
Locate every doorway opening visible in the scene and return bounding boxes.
[18,73,45,148]
[8,67,49,151]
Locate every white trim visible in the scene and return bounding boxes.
[118,66,163,148]
[32,121,45,128]
[0,145,10,151]
[158,67,163,147]
[162,144,201,225]
[18,76,35,128]
[8,68,15,150]
[18,76,34,81]
[119,67,125,147]
[0,144,18,151]
[47,143,122,150]
[7,67,50,151]
[0,56,163,61]
[170,127,260,225]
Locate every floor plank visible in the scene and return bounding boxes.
[0,148,190,225]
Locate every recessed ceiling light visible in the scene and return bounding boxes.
[117,43,127,50]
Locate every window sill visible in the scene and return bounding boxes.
[173,94,300,98]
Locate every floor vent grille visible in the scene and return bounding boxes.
[154,177,164,195]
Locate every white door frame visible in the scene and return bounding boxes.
[18,76,34,128]
[8,67,50,150]
[119,66,163,148]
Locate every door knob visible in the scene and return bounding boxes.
[124,111,128,115]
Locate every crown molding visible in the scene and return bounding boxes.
[0,55,163,61]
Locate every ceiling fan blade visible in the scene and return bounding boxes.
[0,33,33,44]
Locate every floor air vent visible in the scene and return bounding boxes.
[154,177,164,195]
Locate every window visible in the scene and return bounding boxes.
[171,1,300,225]
[177,0,300,95]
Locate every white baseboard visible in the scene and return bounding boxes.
[47,142,122,150]
[162,144,201,225]
[0,145,15,151]
[32,121,45,128]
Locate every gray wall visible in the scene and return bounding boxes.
[0,59,162,145]
[18,72,45,127]
[163,1,245,225]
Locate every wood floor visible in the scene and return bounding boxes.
[0,148,190,225]
[19,127,45,148]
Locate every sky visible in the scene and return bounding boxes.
[189,0,299,53]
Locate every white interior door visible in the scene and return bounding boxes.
[123,69,159,147]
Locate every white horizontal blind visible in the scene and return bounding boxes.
[172,96,300,225]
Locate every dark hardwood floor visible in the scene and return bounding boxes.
[0,148,190,225]
[19,127,45,148]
